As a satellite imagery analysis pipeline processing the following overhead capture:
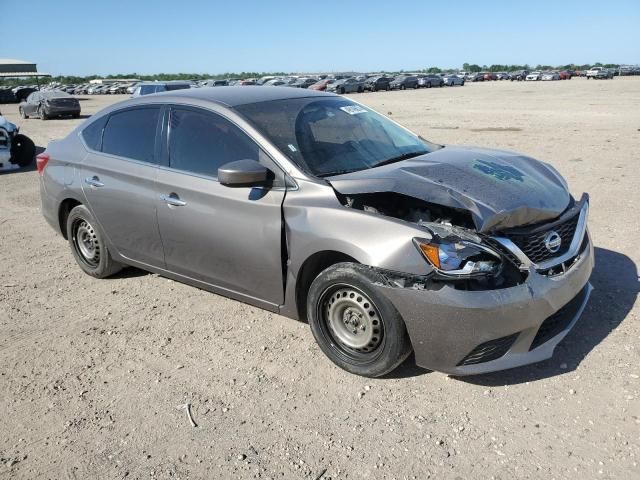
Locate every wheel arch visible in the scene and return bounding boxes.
[295,250,359,322]
[58,197,83,239]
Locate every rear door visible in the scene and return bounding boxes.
[79,105,165,267]
[155,105,286,306]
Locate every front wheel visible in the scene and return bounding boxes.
[307,263,412,377]
[67,205,123,278]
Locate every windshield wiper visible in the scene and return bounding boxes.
[317,169,362,178]
[372,151,428,168]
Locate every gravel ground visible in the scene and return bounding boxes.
[1,78,639,479]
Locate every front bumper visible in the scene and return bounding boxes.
[376,235,594,375]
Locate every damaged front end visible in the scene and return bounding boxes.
[335,191,533,291]
[330,185,593,375]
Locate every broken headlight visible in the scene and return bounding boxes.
[414,233,502,278]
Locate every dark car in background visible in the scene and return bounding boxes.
[37,86,593,378]
[19,90,80,120]
[389,75,418,90]
[291,78,317,89]
[510,70,530,81]
[364,76,392,91]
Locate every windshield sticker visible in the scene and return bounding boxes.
[287,144,298,152]
[340,105,368,115]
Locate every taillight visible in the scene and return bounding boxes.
[36,152,50,175]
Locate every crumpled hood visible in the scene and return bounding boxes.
[327,146,571,233]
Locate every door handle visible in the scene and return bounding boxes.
[161,194,187,207]
[84,176,104,188]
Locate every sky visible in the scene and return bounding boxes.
[3,0,639,76]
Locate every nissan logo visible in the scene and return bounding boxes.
[544,231,562,253]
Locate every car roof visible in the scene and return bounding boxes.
[132,85,336,107]
[39,90,70,98]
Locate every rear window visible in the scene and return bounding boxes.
[165,84,190,91]
[102,107,160,163]
[81,115,107,151]
[140,85,160,95]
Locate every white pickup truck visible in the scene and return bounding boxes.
[586,67,613,79]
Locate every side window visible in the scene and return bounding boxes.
[81,115,108,151]
[168,108,260,179]
[102,107,160,163]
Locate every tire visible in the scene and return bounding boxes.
[386,85,391,91]
[414,83,418,89]
[461,80,465,86]
[307,262,412,377]
[19,107,28,119]
[400,85,406,90]
[427,82,432,88]
[357,86,363,93]
[9,134,36,167]
[339,87,345,94]
[66,205,123,278]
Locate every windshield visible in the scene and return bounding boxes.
[235,97,441,177]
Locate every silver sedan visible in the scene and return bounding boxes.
[38,87,593,378]
[443,75,465,86]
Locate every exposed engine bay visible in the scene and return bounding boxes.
[336,191,528,290]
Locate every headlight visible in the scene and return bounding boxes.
[414,231,502,277]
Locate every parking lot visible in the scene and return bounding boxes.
[1,78,639,479]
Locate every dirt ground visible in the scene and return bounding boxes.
[1,78,639,480]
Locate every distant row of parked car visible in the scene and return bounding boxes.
[5,65,626,108]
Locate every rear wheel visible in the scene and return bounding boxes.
[67,205,123,278]
[307,263,412,377]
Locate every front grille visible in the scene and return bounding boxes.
[504,213,579,264]
[530,285,589,350]
[457,333,519,366]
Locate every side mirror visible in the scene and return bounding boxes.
[218,159,270,187]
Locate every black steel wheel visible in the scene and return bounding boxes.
[307,263,412,377]
[67,205,123,278]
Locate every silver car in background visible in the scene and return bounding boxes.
[442,74,465,86]
[326,77,365,94]
[38,87,593,378]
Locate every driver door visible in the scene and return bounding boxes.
[155,105,287,307]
